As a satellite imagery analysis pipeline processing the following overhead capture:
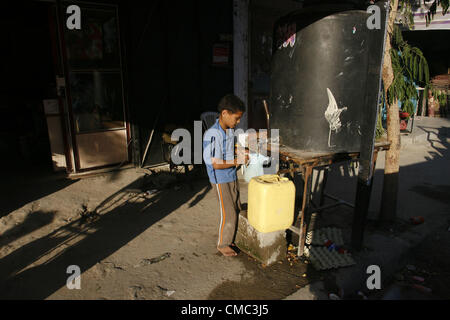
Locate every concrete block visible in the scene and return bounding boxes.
[234,212,287,266]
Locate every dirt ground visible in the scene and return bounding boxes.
[0,165,325,300]
[1,126,448,300]
[367,222,450,300]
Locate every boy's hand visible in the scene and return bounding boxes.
[243,152,249,166]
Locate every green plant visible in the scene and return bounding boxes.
[387,24,431,117]
[387,27,421,116]
[387,1,449,117]
[437,91,448,107]
[376,89,385,139]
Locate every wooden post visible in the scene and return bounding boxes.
[421,89,427,117]
[379,0,401,224]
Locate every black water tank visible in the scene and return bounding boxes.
[270,3,380,152]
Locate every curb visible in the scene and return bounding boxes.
[400,120,450,149]
[400,133,427,148]
[400,131,446,148]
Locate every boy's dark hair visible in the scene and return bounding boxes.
[217,94,245,114]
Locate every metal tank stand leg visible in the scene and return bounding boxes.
[297,165,313,257]
[319,166,329,207]
[351,150,379,250]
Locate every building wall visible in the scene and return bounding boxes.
[121,0,233,166]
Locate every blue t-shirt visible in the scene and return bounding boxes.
[203,119,237,184]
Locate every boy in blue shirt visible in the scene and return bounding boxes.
[203,94,248,257]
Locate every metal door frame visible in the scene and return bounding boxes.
[55,0,130,173]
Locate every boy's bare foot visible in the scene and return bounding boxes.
[217,246,238,257]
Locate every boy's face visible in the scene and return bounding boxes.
[221,110,243,129]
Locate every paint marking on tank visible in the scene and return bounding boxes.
[324,88,347,148]
[289,48,295,59]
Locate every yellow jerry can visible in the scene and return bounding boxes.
[248,174,295,233]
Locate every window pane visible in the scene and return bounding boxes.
[69,72,124,133]
[64,7,120,70]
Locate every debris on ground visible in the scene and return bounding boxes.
[385,264,436,298]
[102,261,127,271]
[145,189,159,196]
[141,171,178,190]
[411,275,425,283]
[78,204,100,225]
[129,285,144,300]
[328,293,340,300]
[406,264,416,271]
[411,284,432,294]
[157,285,175,297]
[304,245,356,270]
[357,291,368,300]
[166,290,176,297]
[134,252,171,267]
[286,249,300,266]
[410,216,425,225]
[302,227,355,270]
[305,227,345,246]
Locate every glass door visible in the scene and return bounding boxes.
[61,3,128,171]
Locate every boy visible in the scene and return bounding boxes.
[203,94,248,257]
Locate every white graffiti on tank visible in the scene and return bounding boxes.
[324,88,347,148]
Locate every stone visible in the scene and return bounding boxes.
[234,211,287,266]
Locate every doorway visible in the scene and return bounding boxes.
[0,1,77,218]
[60,3,130,171]
[0,2,56,173]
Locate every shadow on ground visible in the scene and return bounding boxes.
[0,165,76,219]
[0,210,56,248]
[0,169,209,299]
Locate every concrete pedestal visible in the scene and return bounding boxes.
[234,212,287,266]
